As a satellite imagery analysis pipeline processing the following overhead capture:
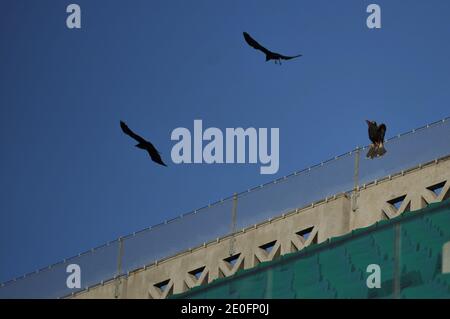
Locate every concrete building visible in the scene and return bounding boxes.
[71,155,450,299]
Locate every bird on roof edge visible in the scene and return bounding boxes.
[366,120,387,159]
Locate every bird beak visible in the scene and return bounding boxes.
[366,120,371,126]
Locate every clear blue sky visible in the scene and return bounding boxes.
[1,0,449,283]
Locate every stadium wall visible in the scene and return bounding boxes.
[71,156,450,299]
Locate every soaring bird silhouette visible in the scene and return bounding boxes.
[120,121,167,167]
[243,32,302,65]
[366,120,387,159]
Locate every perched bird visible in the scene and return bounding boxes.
[243,32,302,65]
[366,120,387,159]
[120,121,167,167]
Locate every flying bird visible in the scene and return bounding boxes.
[120,121,167,167]
[243,32,302,65]
[366,120,387,159]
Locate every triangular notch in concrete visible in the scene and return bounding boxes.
[189,266,206,280]
[154,279,170,293]
[297,226,315,242]
[427,181,446,197]
[259,240,277,254]
[388,195,407,210]
[224,253,241,268]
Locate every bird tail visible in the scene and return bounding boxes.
[265,55,270,62]
[282,54,302,60]
[377,144,387,157]
[366,144,387,159]
[366,145,376,159]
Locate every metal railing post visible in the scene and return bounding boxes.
[229,193,238,256]
[351,147,361,212]
[114,237,124,299]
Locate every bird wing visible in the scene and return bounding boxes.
[145,142,167,167]
[150,152,168,167]
[120,121,146,144]
[279,53,303,60]
[378,124,387,142]
[243,32,271,55]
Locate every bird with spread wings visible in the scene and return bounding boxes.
[120,121,167,167]
[243,32,302,65]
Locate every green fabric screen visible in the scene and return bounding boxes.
[172,200,450,299]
